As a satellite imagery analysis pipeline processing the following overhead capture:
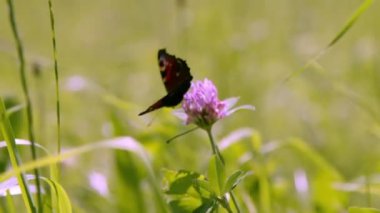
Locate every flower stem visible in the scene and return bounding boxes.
[206,128,225,165]
[166,126,199,143]
[206,128,241,212]
[217,196,233,213]
[230,191,241,213]
[206,128,239,213]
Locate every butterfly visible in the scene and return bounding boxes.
[138,49,193,116]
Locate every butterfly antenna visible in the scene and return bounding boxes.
[166,126,199,144]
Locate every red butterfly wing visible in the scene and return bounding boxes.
[158,49,192,93]
[138,49,193,116]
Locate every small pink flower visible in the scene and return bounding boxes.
[174,78,255,129]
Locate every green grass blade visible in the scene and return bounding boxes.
[47,0,62,156]
[1,175,72,213]
[0,98,35,212]
[223,170,245,194]
[46,3,62,210]
[287,138,342,179]
[0,137,169,212]
[326,0,373,49]
[284,0,374,82]
[40,177,72,213]
[0,139,51,155]
[5,0,42,209]
[262,139,343,180]
[5,104,25,117]
[6,190,16,213]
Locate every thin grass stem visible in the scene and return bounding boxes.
[6,190,17,213]
[0,98,35,212]
[5,0,42,211]
[283,0,374,82]
[47,0,61,156]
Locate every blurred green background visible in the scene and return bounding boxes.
[1,0,380,212]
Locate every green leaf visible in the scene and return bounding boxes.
[193,199,217,213]
[208,155,225,196]
[349,207,380,213]
[169,199,197,213]
[169,196,212,213]
[41,177,72,213]
[223,170,246,194]
[163,169,213,196]
[194,179,214,195]
[163,169,215,212]
[164,170,202,195]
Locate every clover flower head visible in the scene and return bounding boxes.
[174,78,255,129]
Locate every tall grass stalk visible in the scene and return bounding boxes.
[5,0,42,210]
[47,0,61,156]
[284,0,374,82]
[0,97,35,212]
[47,0,62,190]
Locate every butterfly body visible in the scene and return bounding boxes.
[139,49,193,116]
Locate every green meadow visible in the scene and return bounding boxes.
[1,0,380,212]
